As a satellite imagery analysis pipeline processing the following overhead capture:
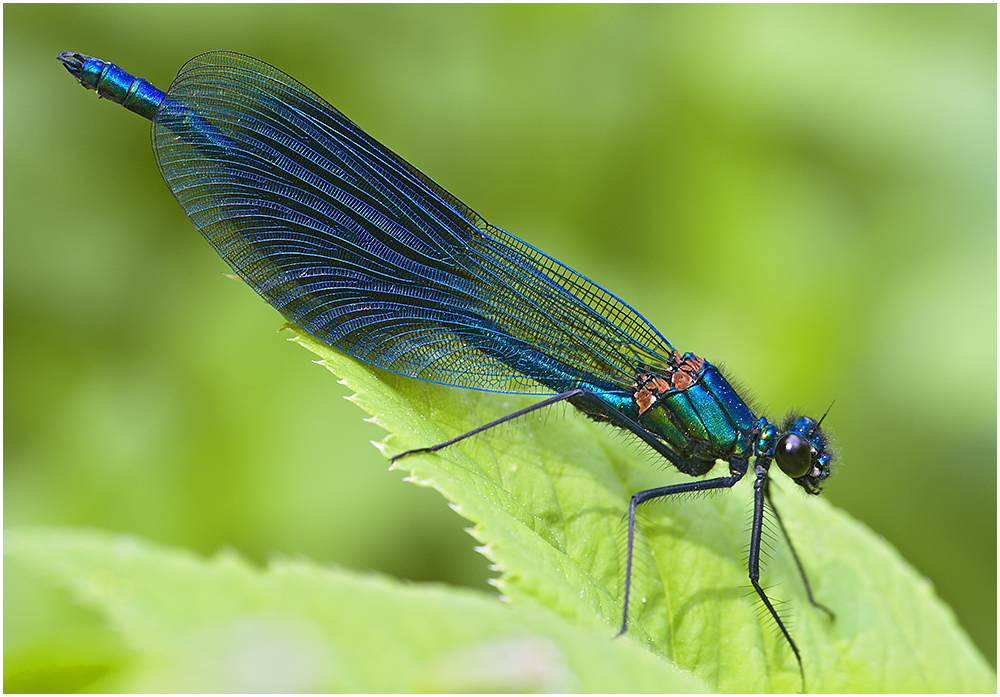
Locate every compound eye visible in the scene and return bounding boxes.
[775,433,812,478]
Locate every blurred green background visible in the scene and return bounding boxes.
[5,2,995,677]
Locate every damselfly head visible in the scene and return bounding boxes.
[775,414,833,494]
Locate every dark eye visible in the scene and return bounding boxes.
[775,433,812,478]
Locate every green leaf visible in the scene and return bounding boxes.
[5,326,993,693]
[291,326,994,693]
[5,527,704,692]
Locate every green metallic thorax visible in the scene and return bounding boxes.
[634,353,757,476]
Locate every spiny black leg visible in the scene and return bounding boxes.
[765,482,834,620]
[390,389,588,463]
[617,459,748,636]
[750,466,805,690]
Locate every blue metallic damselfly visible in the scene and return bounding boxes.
[58,51,835,686]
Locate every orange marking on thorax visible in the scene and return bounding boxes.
[633,353,706,414]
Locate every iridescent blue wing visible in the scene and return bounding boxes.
[152,51,675,395]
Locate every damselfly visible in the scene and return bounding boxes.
[58,50,835,685]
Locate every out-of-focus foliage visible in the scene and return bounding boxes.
[6,528,711,693]
[5,4,995,688]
